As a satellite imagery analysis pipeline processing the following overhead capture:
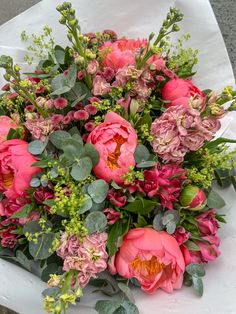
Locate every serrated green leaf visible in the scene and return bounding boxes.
[87,179,109,203]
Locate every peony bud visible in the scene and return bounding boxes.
[179,185,206,211]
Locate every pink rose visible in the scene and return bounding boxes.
[0,116,18,143]
[173,227,190,245]
[109,228,185,294]
[0,139,40,199]
[87,112,137,184]
[100,39,147,71]
[196,209,219,236]
[162,78,205,109]
[181,235,221,265]
[137,164,186,210]
[147,55,166,71]
[0,226,17,248]
[104,208,121,225]
[107,188,127,207]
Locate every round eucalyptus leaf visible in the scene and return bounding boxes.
[70,157,93,181]
[84,211,107,234]
[28,140,47,155]
[134,144,150,163]
[87,179,109,203]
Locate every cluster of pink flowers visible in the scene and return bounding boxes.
[57,232,108,288]
[151,104,221,163]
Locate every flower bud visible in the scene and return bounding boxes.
[179,185,206,211]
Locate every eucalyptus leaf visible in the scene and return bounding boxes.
[80,194,93,214]
[30,177,41,188]
[124,198,157,216]
[118,283,135,303]
[87,179,109,203]
[49,130,71,149]
[186,264,206,277]
[29,233,55,260]
[192,276,204,296]
[84,211,107,234]
[95,300,121,314]
[81,143,100,166]
[207,190,226,209]
[41,263,60,282]
[28,140,47,155]
[54,45,65,64]
[120,300,139,314]
[153,213,164,231]
[15,251,32,271]
[50,85,71,96]
[134,145,150,164]
[166,221,176,234]
[136,160,156,168]
[71,157,93,181]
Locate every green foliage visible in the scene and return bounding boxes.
[11,204,34,219]
[28,140,48,155]
[124,198,157,216]
[107,218,130,257]
[153,210,180,234]
[186,263,205,296]
[87,179,109,203]
[207,190,226,209]
[95,300,139,314]
[84,211,107,234]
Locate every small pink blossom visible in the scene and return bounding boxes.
[51,114,64,125]
[54,97,68,109]
[82,133,90,142]
[92,75,111,96]
[0,226,17,248]
[84,104,98,115]
[87,60,99,75]
[84,121,95,132]
[63,115,72,125]
[104,208,121,225]
[74,110,89,121]
[77,70,85,80]
[102,67,115,81]
[1,83,10,91]
[173,227,190,245]
[156,75,165,81]
[6,92,19,100]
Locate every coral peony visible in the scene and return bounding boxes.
[0,116,19,143]
[87,112,137,184]
[109,228,185,294]
[0,139,40,199]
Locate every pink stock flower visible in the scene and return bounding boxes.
[0,140,40,199]
[107,188,127,207]
[151,105,218,163]
[100,39,147,71]
[173,227,190,245]
[109,228,185,294]
[87,60,99,75]
[53,97,68,109]
[74,110,89,121]
[162,78,205,110]
[196,209,219,236]
[181,235,221,264]
[0,116,19,144]
[87,112,137,184]
[92,75,111,96]
[137,164,186,209]
[102,67,115,81]
[104,208,121,225]
[25,116,55,141]
[147,55,166,71]
[57,232,108,288]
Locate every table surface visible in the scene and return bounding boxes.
[0,0,235,313]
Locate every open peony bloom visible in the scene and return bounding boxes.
[109,228,185,294]
[100,38,147,71]
[0,139,40,199]
[0,116,19,143]
[87,112,137,184]
[162,78,205,110]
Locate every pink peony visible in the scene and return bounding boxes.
[0,139,40,199]
[162,78,205,110]
[181,235,221,264]
[0,116,19,144]
[196,209,219,236]
[109,228,185,294]
[179,185,207,211]
[104,208,121,225]
[100,39,147,71]
[57,232,108,288]
[137,164,186,209]
[87,112,137,184]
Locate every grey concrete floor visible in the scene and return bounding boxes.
[0,0,235,313]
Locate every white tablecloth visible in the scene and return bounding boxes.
[0,1,236,313]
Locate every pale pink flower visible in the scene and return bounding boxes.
[25,116,54,141]
[87,60,99,75]
[92,75,111,96]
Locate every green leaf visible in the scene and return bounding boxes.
[29,232,55,260]
[51,86,71,96]
[153,213,164,231]
[15,251,32,271]
[186,264,206,277]
[65,63,77,88]
[69,81,91,104]
[7,128,22,140]
[84,212,107,234]
[28,140,47,155]
[192,276,204,296]
[107,219,130,257]
[95,300,121,314]
[81,143,100,166]
[231,175,236,191]
[49,130,71,149]
[118,283,135,303]
[87,179,109,203]
[80,194,93,214]
[162,213,175,225]
[185,240,200,251]
[11,204,34,218]
[204,137,236,150]
[54,45,65,64]
[71,157,93,181]
[166,221,176,234]
[215,214,227,223]
[136,160,156,168]
[31,158,52,168]
[90,272,120,296]
[30,177,41,188]
[134,145,150,163]
[23,220,42,235]
[207,190,226,209]
[120,301,139,314]
[63,141,83,160]
[41,263,59,282]
[124,198,157,216]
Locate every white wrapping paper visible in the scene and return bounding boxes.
[0,1,236,313]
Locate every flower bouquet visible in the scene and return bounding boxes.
[0,2,236,314]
